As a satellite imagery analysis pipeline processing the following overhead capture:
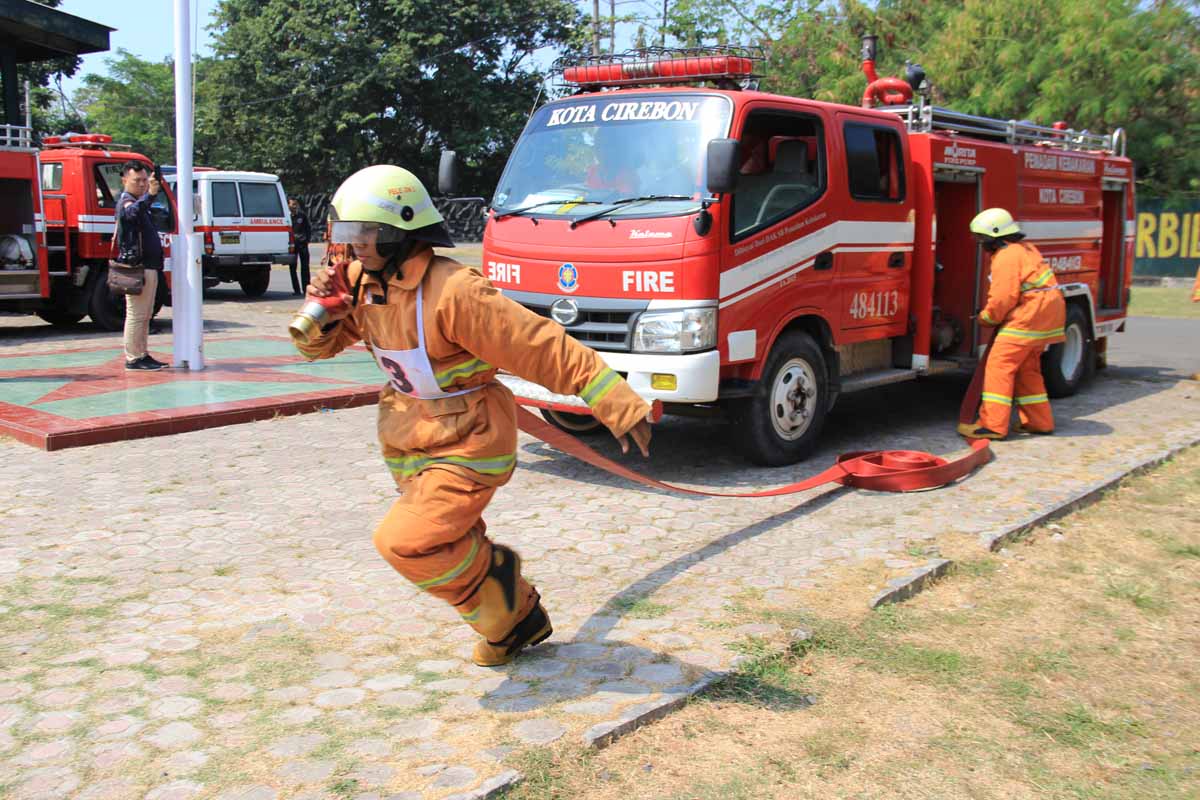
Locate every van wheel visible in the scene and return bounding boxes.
[731,330,828,466]
[1042,303,1094,398]
[87,268,126,332]
[539,408,605,436]
[239,268,271,298]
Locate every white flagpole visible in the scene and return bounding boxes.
[172,0,204,369]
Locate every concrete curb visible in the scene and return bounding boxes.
[869,558,954,608]
[977,437,1200,552]
[444,769,522,800]
[583,676,720,749]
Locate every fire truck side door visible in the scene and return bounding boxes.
[718,102,834,361]
[832,113,914,340]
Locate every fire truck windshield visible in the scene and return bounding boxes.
[492,93,732,219]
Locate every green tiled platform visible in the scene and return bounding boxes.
[0,338,382,450]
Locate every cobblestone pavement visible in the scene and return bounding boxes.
[2,298,1200,799]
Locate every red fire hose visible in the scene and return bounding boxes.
[516,371,992,498]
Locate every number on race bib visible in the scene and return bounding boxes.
[380,357,414,394]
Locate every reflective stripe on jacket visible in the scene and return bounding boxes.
[979,241,1066,344]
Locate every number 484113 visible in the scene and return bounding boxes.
[848,290,900,320]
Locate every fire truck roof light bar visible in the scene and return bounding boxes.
[883,101,1126,156]
[554,45,765,91]
[41,133,133,151]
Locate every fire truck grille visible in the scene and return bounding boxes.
[529,306,636,350]
[505,290,648,352]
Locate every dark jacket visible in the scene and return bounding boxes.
[117,191,164,270]
[292,208,312,244]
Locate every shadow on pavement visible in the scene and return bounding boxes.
[478,485,851,712]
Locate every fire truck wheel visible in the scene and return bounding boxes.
[1041,303,1094,398]
[732,330,828,466]
[239,269,272,298]
[539,408,605,436]
[36,309,85,327]
[87,269,127,332]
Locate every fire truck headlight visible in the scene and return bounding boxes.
[633,308,716,353]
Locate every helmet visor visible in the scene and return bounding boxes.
[328,221,406,246]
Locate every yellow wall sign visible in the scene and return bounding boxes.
[1135,202,1200,276]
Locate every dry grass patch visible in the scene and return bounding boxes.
[499,446,1200,800]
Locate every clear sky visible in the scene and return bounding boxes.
[55,0,219,96]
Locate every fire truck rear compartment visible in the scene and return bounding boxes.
[0,178,40,297]
[932,175,982,358]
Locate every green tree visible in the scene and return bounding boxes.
[71,50,178,163]
[927,0,1200,198]
[202,0,584,196]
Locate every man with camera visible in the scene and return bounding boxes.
[117,161,167,370]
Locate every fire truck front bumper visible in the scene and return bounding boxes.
[498,350,720,412]
[600,350,720,404]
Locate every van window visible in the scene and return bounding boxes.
[731,110,826,241]
[212,181,241,217]
[239,183,283,217]
[94,163,125,208]
[844,123,905,202]
[41,163,63,192]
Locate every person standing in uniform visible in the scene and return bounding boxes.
[293,165,652,666]
[958,208,1066,439]
[288,196,312,296]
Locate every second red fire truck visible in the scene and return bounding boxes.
[1,131,177,331]
[481,41,1133,465]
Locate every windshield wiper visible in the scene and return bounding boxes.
[492,199,603,220]
[569,195,697,229]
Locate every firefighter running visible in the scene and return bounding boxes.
[958,208,1067,440]
[294,165,652,666]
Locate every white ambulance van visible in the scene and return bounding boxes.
[168,170,295,297]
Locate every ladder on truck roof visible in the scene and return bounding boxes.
[880,99,1127,156]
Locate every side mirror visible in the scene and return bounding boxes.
[706,138,740,195]
[438,150,460,195]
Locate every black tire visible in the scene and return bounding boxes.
[87,268,126,332]
[539,408,605,436]
[239,268,271,298]
[731,330,828,466]
[1042,303,1094,398]
[37,308,85,327]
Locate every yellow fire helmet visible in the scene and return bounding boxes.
[969,207,1021,239]
[329,165,453,247]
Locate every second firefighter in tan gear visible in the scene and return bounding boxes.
[959,208,1067,440]
[296,165,652,666]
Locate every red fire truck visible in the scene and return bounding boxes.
[1,131,177,331]
[481,42,1133,465]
